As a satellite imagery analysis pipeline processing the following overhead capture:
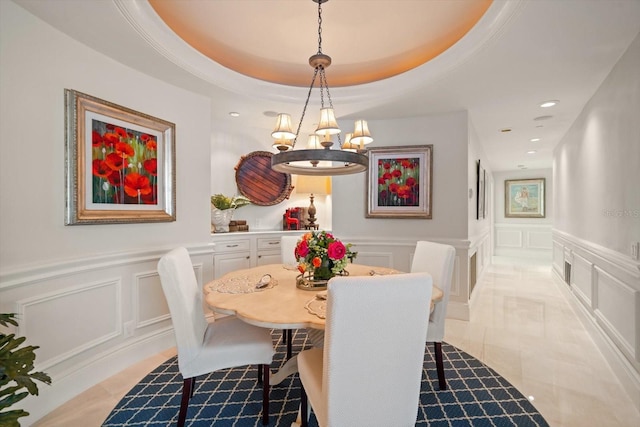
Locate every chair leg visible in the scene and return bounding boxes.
[434,342,446,390]
[301,383,308,427]
[178,377,194,427]
[286,329,293,360]
[262,364,270,425]
[191,377,196,398]
[258,364,263,384]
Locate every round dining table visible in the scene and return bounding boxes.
[204,263,443,330]
[204,263,443,384]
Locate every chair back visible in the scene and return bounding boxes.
[410,241,456,342]
[281,235,300,266]
[322,273,433,426]
[157,247,208,374]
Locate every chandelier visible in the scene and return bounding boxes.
[270,0,373,176]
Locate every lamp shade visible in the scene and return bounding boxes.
[350,119,373,147]
[271,113,296,140]
[295,175,332,195]
[307,134,322,149]
[315,108,340,136]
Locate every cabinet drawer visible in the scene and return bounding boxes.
[215,239,250,253]
[257,238,281,251]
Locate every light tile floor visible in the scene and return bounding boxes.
[33,259,640,426]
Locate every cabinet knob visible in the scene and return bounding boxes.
[258,255,262,258]
[246,256,250,259]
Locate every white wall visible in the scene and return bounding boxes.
[493,168,553,260]
[553,32,640,409]
[0,1,212,271]
[332,111,469,240]
[0,2,214,422]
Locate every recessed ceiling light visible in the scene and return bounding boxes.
[229,112,240,117]
[500,128,512,133]
[540,100,559,108]
[527,150,537,154]
[534,115,553,121]
[517,164,525,168]
[530,138,540,142]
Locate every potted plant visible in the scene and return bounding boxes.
[210,194,251,232]
[0,313,51,426]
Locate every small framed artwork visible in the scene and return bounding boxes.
[505,178,545,218]
[366,145,433,218]
[476,160,485,220]
[65,89,176,225]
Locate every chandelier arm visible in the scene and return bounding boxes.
[292,67,320,148]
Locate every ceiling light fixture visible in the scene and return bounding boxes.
[530,138,540,142]
[527,150,537,154]
[270,0,373,176]
[540,100,559,108]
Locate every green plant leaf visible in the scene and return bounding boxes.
[0,407,29,427]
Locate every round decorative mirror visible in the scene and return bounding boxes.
[234,151,293,206]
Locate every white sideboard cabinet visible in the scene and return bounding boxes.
[212,231,305,278]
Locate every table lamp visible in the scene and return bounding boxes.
[295,175,331,229]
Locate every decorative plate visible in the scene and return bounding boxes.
[235,151,293,206]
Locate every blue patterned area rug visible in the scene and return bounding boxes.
[103,330,548,426]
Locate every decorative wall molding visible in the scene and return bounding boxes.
[0,245,213,424]
[494,223,552,259]
[553,229,640,411]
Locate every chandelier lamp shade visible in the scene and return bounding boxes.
[270,0,374,176]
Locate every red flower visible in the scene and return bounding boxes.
[141,134,150,142]
[389,183,399,193]
[397,185,411,199]
[382,172,392,181]
[401,159,411,168]
[92,131,103,146]
[123,173,151,198]
[115,142,135,158]
[105,152,125,170]
[146,139,157,151]
[143,158,157,176]
[312,257,322,268]
[378,177,385,185]
[107,169,122,187]
[392,169,402,178]
[296,240,309,258]
[327,241,346,260]
[115,127,127,138]
[383,162,391,170]
[103,132,119,147]
[92,159,110,178]
[406,177,416,187]
[298,264,306,273]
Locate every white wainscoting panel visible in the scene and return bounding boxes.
[0,244,214,424]
[496,229,522,248]
[495,224,552,260]
[17,279,122,370]
[135,271,170,329]
[594,266,637,361]
[552,230,640,412]
[354,252,394,269]
[571,253,593,307]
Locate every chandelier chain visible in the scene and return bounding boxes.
[317,0,323,54]
[293,67,320,146]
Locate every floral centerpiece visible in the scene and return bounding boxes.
[294,231,357,287]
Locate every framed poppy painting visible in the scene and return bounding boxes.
[366,145,433,218]
[64,89,176,225]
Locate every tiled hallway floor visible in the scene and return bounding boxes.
[34,259,640,426]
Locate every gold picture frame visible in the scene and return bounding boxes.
[504,178,545,218]
[65,89,176,225]
[366,145,433,218]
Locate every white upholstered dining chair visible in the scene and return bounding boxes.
[295,273,433,427]
[281,235,300,267]
[157,247,275,426]
[410,240,456,390]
